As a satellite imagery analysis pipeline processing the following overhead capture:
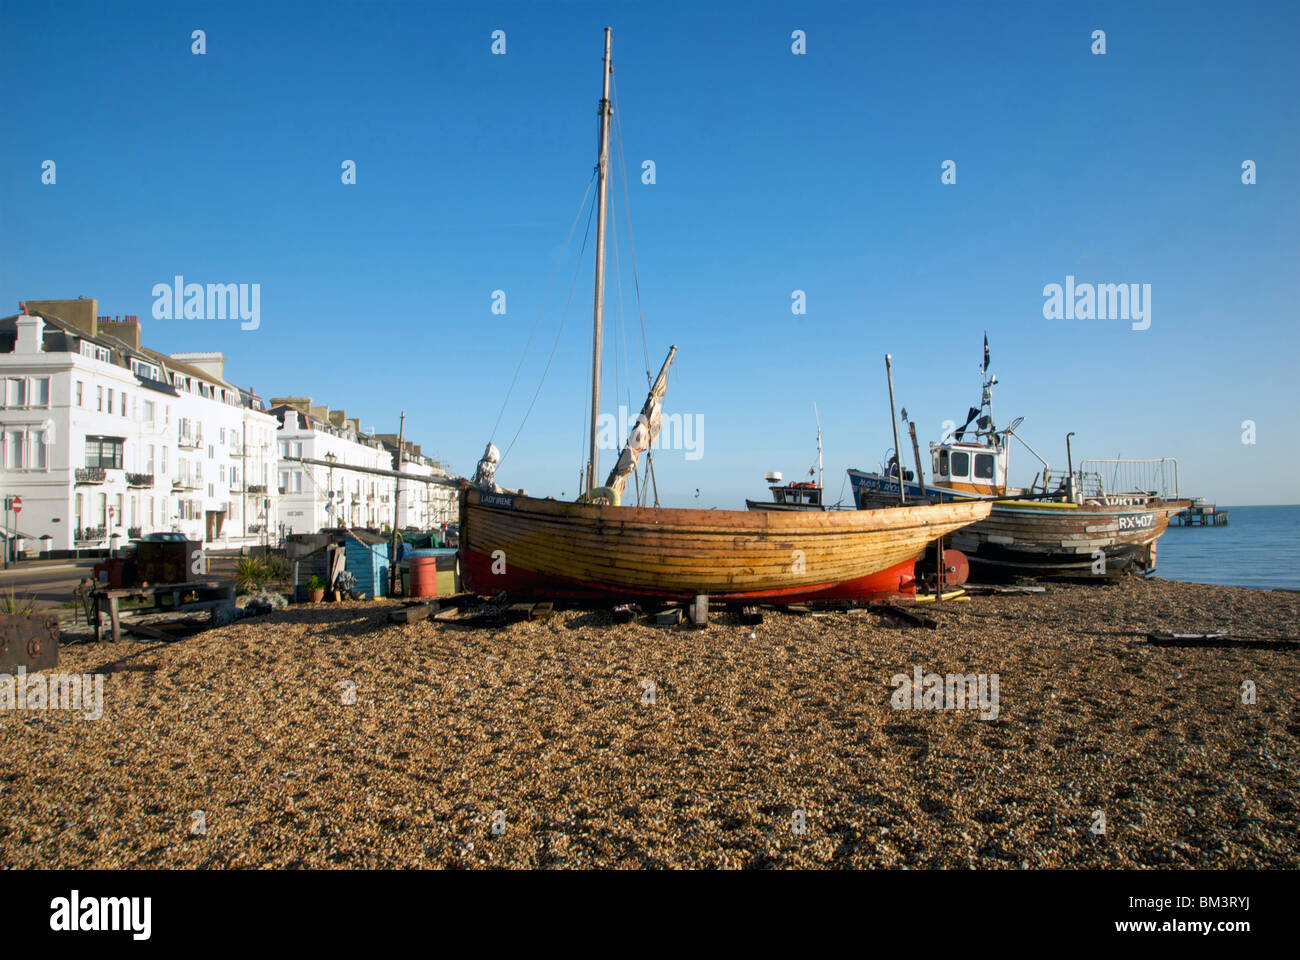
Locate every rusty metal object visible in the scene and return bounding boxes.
[135,540,204,584]
[941,549,970,586]
[0,613,60,671]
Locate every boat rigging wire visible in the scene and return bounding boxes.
[498,176,601,468]
[611,74,652,384]
[488,172,597,446]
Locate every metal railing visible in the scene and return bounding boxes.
[1079,458,1179,500]
[75,467,106,484]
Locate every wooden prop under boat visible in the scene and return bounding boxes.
[459,485,991,602]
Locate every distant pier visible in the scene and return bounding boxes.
[1171,498,1228,527]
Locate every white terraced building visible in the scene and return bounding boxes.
[377,434,457,530]
[269,398,396,536]
[0,299,279,556]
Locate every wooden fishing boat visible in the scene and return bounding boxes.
[458,30,992,603]
[460,486,984,602]
[949,498,1188,578]
[848,340,1188,579]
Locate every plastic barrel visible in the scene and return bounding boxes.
[407,556,439,598]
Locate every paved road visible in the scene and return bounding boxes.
[0,561,99,608]
[0,555,240,610]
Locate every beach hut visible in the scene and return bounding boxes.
[344,530,391,598]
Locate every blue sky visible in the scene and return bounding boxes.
[2,0,1297,507]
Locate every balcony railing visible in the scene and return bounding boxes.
[173,478,200,491]
[75,467,106,484]
[126,472,154,488]
[230,481,243,492]
[247,484,266,494]
[178,434,202,449]
[76,526,106,542]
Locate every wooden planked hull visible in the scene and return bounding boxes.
[459,487,991,602]
[952,500,1190,579]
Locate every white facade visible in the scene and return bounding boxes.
[273,403,396,536]
[0,309,279,554]
[388,450,457,530]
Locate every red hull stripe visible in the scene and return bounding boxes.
[460,548,916,603]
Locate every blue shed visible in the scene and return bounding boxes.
[344,532,391,598]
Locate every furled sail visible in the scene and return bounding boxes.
[604,345,677,501]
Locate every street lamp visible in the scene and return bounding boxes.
[324,452,338,528]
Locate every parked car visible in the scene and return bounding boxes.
[120,531,190,557]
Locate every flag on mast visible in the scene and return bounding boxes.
[983,332,990,373]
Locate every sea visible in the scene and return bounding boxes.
[1155,504,1300,591]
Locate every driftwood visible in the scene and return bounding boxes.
[654,607,682,626]
[870,603,938,630]
[1147,630,1299,650]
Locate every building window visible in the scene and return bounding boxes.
[6,430,24,469]
[33,378,49,406]
[115,493,124,527]
[76,381,84,406]
[85,436,125,469]
[6,378,26,407]
[120,392,127,416]
[33,430,47,470]
[220,428,226,444]
[143,399,155,423]
[97,385,104,411]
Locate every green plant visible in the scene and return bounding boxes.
[307,575,326,591]
[235,555,268,593]
[1,588,38,616]
[265,556,291,584]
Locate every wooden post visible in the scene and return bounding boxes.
[390,412,405,597]
[884,355,905,506]
[108,595,121,644]
[908,421,927,499]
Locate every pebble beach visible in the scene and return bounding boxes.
[2,577,1296,869]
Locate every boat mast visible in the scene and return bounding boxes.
[586,27,614,495]
[814,403,823,492]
